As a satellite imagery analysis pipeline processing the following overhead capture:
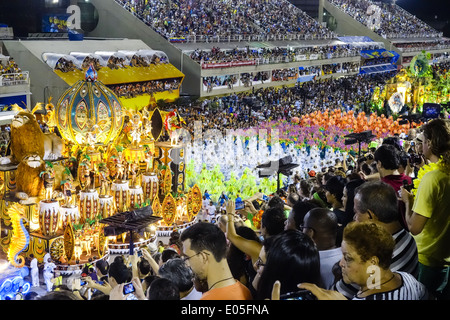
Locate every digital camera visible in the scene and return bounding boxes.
[409,153,422,165]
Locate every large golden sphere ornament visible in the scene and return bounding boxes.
[55,64,124,146]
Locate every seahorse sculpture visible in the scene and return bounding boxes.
[7,203,30,268]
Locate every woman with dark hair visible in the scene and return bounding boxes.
[285,200,319,231]
[298,179,313,200]
[255,229,321,300]
[95,259,110,282]
[168,230,183,255]
[323,175,348,233]
[341,179,366,244]
[227,226,260,295]
[342,179,365,220]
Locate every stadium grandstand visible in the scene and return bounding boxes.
[0,50,31,125]
[77,0,444,97]
[0,0,448,101]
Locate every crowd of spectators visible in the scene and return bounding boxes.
[53,52,168,73]
[330,0,442,39]
[201,61,363,92]
[109,79,180,98]
[54,58,79,73]
[203,75,238,92]
[321,61,360,74]
[116,0,334,42]
[0,57,27,86]
[182,71,397,136]
[239,0,334,39]
[272,68,298,82]
[188,43,378,67]
[23,44,450,303]
[362,56,392,67]
[394,39,450,52]
[0,58,22,75]
[35,117,450,301]
[117,0,260,41]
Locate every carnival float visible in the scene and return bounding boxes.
[371,52,450,113]
[0,64,202,296]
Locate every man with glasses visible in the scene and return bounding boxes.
[302,207,342,289]
[180,222,253,300]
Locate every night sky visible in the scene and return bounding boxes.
[396,0,450,36]
[397,0,448,20]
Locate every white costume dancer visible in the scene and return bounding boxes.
[43,260,56,292]
[30,256,40,287]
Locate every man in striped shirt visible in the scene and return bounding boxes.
[333,180,419,299]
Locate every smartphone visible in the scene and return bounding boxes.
[235,201,245,210]
[123,282,135,295]
[80,280,87,286]
[280,289,316,300]
[138,250,143,257]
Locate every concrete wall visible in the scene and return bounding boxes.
[87,0,200,97]
[2,40,68,107]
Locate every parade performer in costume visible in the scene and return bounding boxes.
[40,161,56,200]
[144,150,153,173]
[61,167,76,206]
[98,163,111,196]
[43,258,57,292]
[73,236,82,262]
[79,157,92,191]
[129,162,140,187]
[30,254,40,287]
[164,109,185,145]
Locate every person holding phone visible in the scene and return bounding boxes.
[293,222,428,300]
[109,277,146,300]
[108,259,147,300]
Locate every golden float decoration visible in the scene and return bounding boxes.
[162,193,176,226]
[152,195,162,218]
[191,184,202,215]
[63,222,75,261]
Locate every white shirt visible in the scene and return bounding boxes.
[319,247,343,290]
[207,205,216,216]
[182,287,203,300]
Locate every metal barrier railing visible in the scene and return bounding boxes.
[0,71,30,87]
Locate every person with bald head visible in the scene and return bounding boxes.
[302,207,342,289]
